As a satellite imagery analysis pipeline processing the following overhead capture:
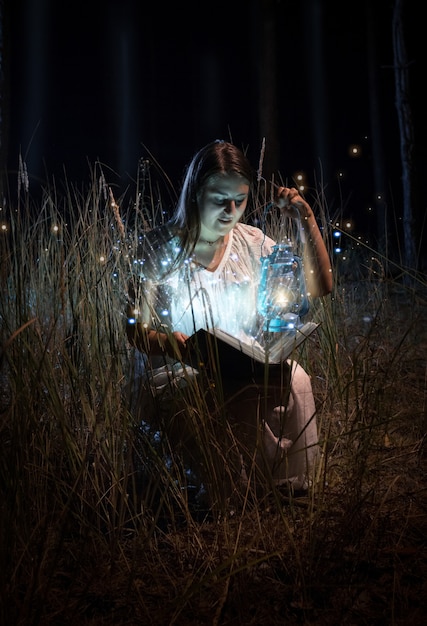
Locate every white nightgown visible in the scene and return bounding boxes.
[130,221,319,490]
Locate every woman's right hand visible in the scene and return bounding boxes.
[170,331,189,350]
[127,323,189,358]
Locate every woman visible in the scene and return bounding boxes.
[127,140,332,497]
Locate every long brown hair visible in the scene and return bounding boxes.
[169,140,255,267]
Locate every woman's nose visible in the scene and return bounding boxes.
[224,200,236,213]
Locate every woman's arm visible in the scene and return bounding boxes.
[126,316,188,359]
[126,278,188,358]
[300,211,333,297]
[275,187,333,297]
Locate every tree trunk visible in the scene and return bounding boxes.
[257,0,280,179]
[392,0,417,270]
[366,3,390,255]
[0,0,10,199]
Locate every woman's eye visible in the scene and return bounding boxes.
[213,198,245,207]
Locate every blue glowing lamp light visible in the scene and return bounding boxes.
[257,240,309,332]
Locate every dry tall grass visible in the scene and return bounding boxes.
[0,160,426,625]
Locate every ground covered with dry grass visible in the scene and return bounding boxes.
[2,281,425,626]
[86,286,426,626]
[0,172,426,624]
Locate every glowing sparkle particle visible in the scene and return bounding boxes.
[349,144,361,157]
[293,171,307,189]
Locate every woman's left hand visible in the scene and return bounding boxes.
[275,186,312,220]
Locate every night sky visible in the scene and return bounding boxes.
[5,0,424,238]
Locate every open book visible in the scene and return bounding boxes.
[185,322,319,380]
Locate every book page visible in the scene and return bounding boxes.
[207,322,319,364]
[266,322,319,363]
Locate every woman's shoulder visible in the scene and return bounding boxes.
[234,222,263,242]
[140,222,178,252]
[135,222,179,279]
[233,222,275,253]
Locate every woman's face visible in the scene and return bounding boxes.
[197,173,250,241]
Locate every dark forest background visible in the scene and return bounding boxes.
[0,0,425,266]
